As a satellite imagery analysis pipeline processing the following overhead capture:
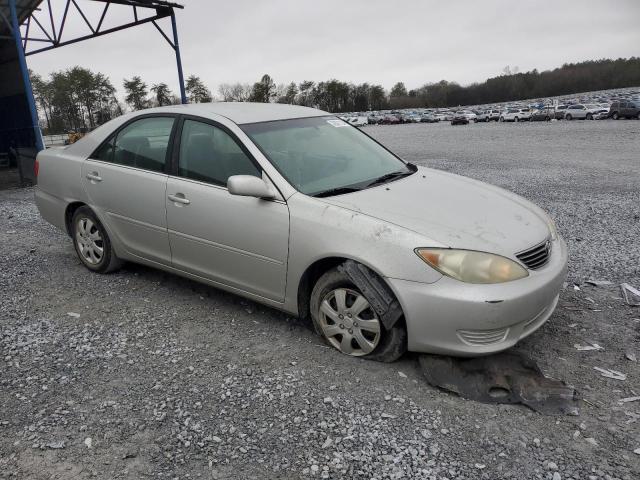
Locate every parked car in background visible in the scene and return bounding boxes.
[554,105,568,120]
[451,112,470,125]
[367,113,383,125]
[420,113,440,123]
[442,111,456,121]
[455,110,477,122]
[34,103,567,359]
[346,116,369,127]
[529,108,553,121]
[563,104,606,120]
[404,113,422,123]
[594,110,610,120]
[476,109,501,122]
[608,100,640,119]
[500,108,531,122]
[434,113,449,122]
[380,114,401,125]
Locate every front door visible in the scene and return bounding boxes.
[82,115,176,265]
[166,118,290,301]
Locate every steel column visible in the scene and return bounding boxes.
[170,11,187,104]
[9,0,43,151]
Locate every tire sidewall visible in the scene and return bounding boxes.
[310,268,406,362]
[72,207,114,273]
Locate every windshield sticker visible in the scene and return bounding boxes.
[327,119,349,127]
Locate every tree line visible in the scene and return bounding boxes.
[388,57,640,108]
[31,68,213,134]
[31,57,640,134]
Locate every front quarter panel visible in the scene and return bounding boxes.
[285,193,444,313]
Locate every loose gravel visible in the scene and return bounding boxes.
[1,120,639,479]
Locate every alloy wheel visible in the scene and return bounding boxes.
[318,287,381,356]
[75,217,104,265]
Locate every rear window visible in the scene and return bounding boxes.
[92,116,175,173]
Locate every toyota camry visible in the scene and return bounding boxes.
[35,103,567,361]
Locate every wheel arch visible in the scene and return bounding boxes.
[65,201,88,236]
[296,255,392,322]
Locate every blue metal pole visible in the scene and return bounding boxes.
[9,0,44,151]
[170,10,187,104]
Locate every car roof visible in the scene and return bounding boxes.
[138,102,329,125]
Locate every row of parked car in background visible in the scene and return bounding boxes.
[339,88,640,127]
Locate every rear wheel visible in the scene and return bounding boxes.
[514,117,519,122]
[310,267,406,362]
[72,206,122,273]
[586,113,593,120]
[566,114,573,120]
[612,112,619,120]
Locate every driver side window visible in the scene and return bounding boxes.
[178,120,261,186]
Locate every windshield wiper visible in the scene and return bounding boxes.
[365,168,415,188]
[312,186,362,198]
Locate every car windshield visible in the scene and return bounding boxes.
[241,116,413,196]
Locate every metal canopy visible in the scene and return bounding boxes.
[0,0,187,103]
[0,0,187,154]
[0,1,42,36]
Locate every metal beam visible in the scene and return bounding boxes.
[24,12,170,56]
[170,10,186,104]
[9,0,44,152]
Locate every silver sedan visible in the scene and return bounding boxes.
[35,103,567,361]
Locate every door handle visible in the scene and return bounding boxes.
[168,193,190,205]
[86,172,102,182]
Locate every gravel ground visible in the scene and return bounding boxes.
[1,120,639,479]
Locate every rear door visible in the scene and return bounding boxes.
[81,115,176,265]
[166,117,290,301]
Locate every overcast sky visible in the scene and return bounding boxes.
[26,0,640,96]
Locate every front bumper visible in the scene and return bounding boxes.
[388,236,568,356]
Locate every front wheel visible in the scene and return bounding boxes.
[586,113,593,120]
[72,206,122,273]
[612,112,619,120]
[565,114,573,120]
[310,267,406,362]
[514,117,519,122]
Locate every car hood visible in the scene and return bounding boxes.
[320,167,551,256]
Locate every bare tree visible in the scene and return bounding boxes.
[218,82,252,102]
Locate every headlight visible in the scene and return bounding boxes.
[415,248,529,284]
[546,216,558,240]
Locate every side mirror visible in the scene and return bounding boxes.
[227,175,275,200]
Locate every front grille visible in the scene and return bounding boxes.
[516,239,552,269]
[457,327,509,346]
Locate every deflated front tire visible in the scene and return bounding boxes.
[310,267,406,362]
